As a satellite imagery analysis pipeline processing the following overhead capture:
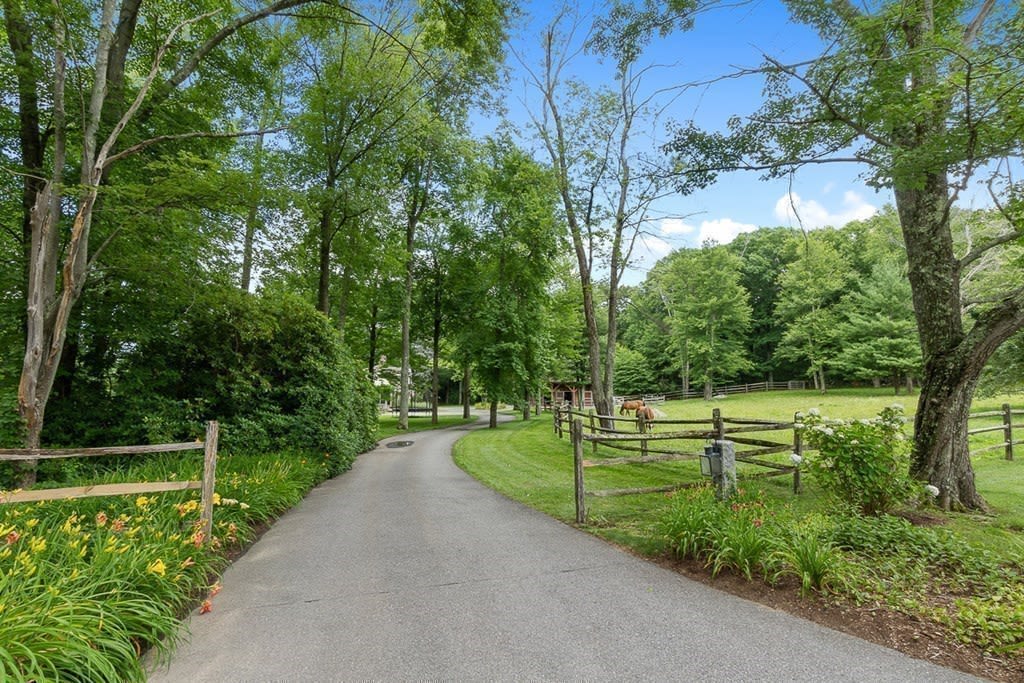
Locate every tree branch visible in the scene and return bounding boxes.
[763,55,893,149]
[963,0,997,47]
[103,126,288,167]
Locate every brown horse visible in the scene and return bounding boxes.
[619,399,645,415]
[636,405,656,432]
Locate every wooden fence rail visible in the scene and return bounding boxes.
[556,406,800,521]
[0,421,219,542]
[555,401,1022,522]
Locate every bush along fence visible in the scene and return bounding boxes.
[554,406,801,524]
[0,421,219,542]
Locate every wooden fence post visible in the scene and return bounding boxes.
[572,418,586,524]
[588,410,597,455]
[554,405,561,437]
[200,421,219,544]
[792,412,803,494]
[712,408,724,440]
[1004,403,1014,461]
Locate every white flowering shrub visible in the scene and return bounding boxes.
[798,405,916,515]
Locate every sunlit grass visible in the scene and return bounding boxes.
[455,388,1024,557]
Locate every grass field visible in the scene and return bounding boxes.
[453,388,1024,556]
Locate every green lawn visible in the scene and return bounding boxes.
[377,411,479,440]
[454,388,1024,556]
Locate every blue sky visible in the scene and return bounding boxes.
[478,1,895,284]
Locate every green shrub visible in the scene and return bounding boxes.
[45,287,377,469]
[662,487,783,580]
[798,406,916,515]
[660,485,724,560]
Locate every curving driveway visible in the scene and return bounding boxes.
[147,415,978,682]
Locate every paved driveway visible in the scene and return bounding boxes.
[147,417,978,682]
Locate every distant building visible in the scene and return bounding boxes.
[548,382,593,409]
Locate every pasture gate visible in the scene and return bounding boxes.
[0,422,220,542]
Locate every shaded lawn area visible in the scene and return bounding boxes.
[377,412,479,441]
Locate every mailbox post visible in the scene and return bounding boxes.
[700,440,737,500]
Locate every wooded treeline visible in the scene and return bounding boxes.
[1,0,1022,511]
[615,207,1022,402]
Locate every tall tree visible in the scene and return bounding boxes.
[8,0,321,485]
[664,245,752,399]
[774,236,851,393]
[462,136,561,427]
[727,227,801,383]
[523,3,677,421]
[833,259,922,394]
[665,0,1024,509]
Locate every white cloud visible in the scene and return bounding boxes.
[659,217,757,246]
[659,217,694,235]
[694,218,758,245]
[773,191,878,229]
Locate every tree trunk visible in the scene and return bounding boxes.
[240,130,265,292]
[703,379,712,401]
[522,388,530,421]
[398,223,413,430]
[317,206,332,315]
[462,365,471,419]
[489,399,498,428]
[431,286,441,425]
[910,360,986,511]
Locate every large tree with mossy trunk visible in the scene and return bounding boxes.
[665,0,1024,510]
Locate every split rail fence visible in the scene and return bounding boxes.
[554,405,801,524]
[555,402,1022,524]
[0,421,220,542]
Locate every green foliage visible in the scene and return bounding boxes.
[772,525,846,597]
[612,344,655,396]
[943,584,1024,654]
[706,496,776,580]
[827,513,1004,582]
[799,406,916,515]
[659,486,723,560]
[774,236,852,388]
[0,448,334,680]
[461,136,562,407]
[48,287,377,470]
[832,260,921,389]
[661,245,753,393]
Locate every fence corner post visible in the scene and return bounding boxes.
[1004,403,1014,461]
[200,421,219,544]
[572,418,586,524]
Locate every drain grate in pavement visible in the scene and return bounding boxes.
[387,441,414,448]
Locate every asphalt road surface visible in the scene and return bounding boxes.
[147,415,979,682]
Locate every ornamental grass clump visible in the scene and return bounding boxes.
[798,406,916,515]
